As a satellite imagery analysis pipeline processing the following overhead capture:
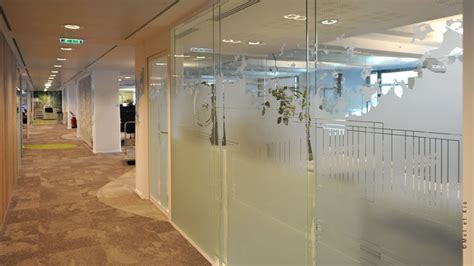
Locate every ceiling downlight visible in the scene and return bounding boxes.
[64,24,81,30]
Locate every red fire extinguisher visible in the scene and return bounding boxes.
[71,116,77,128]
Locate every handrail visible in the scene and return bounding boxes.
[315,120,462,139]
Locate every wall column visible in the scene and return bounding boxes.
[92,70,121,154]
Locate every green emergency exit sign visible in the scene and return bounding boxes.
[59,38,84,45]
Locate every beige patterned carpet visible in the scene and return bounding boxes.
[0,124,209,265]
[97,170,168,221]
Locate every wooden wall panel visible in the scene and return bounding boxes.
[0,30,20,226]
[0,32,5,226]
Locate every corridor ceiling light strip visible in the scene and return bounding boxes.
[284,14,306,21]
[51,71,59,74]
[60,47,73,51]
[125,76,131,79]
[222,39,241,44]
[320,19,338,25]
[57,58,67,61]
[50,75,56,77]
[64,24,81,30]
[53,65,62,68]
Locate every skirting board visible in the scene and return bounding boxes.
[92,149,122,154]
[134,188,146,199]
[169,220,216,265]
[149,196,170,219]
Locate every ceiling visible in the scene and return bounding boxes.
[0,0,210,90]
[0,0,462,91]
[176,0,462,60]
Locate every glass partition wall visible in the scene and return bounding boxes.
[149,55,170,212]
[169,0,463,265]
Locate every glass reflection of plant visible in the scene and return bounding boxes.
[192,82,221,146]
[262,86,314,161]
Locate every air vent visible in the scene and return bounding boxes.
[175,28,199,39]
[212,0,260,21]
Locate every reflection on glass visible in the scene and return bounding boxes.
[314,1,463,265]
[170,0,463,265]
[149,56,170,211]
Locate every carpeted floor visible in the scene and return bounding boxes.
[0,124,209,265]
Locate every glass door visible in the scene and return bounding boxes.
[313,1,463,265]
[149,55,170,212]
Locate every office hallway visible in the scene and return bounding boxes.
[0,124,209,265]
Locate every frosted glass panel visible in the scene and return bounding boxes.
[313,1,463,265]
[171,8,220,257]
[170,0,463,265]
[149,56,170,211]
[218,1,311,264]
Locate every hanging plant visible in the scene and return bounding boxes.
[262,86,314,161]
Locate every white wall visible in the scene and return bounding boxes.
[92,70,121,153]
[66,83,78,129]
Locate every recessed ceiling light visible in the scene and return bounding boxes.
[51,71,59,74]
[44,88,48,92]
[57,58,67,61]
[53,65,62,68]
[64,24,81,30]
[195,56,206,59]
[321,19,338,25]
[284,14,306,21]
[48,77,54,79]
[155,63,167,66]
[60,47,73,51]
[125,76,131,79]
[222,39,241,44]
[248,41,265,46]
[50,75,56,77]
[118,79,122,82]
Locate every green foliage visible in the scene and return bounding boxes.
[39,94,52,107]
[262,86,310,126]
[36,92,62,109]
[261,86,314,161]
